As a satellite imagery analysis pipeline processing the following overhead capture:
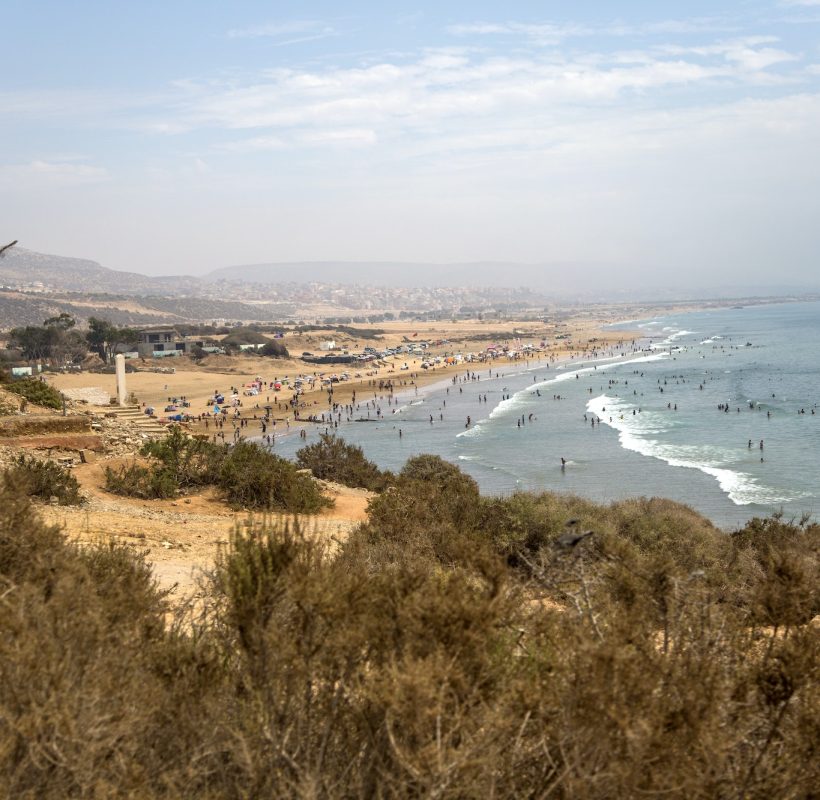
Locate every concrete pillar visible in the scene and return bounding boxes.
[115,354,127,406]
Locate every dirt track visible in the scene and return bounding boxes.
[38,459,372,601]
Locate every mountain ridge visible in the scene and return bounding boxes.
[204,260,576,289]
[3,247,819,303]
[0,247,197,295]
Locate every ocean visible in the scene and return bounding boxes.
[269,301,820,530]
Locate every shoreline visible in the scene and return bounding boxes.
[45,309,646,443]
[253,339,648,447]
[264,302,820,530]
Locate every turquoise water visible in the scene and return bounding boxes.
[270,301,820,530]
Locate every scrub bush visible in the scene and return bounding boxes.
[4,377,63,409]
[104,461,178,499]
[219,441,331,512]
[141,425,226,489]
[4,454,84,505]
[2,453,818,799]
[260,340,289,358]
[296,432,391,491]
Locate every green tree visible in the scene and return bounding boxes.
[260,340,289,359]
[43,313,76,330]
[189,344,208,362]
[9,315,88,364]
[8,326,58,361]
[86,317,138,363]
[45,315,87,363]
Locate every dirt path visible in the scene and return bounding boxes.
[38,460,371,601]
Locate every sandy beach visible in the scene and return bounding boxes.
[46,314,640,436]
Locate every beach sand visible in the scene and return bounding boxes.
[46,315,638,433]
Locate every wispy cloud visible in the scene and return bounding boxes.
[447,21,589,44]
[3,16,816,171]
[227,19,338,46]
[447,16,736,42]
[657,36,798,71]
[3,5,818,276]
[165,32,806,149]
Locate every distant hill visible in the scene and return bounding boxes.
[0,249,291,328]
[4,249,816,324]
[0,290,294,330]
[0,247,195,295]
[204,261,554,289]
[206,261,820,301]
[0,293,176,329]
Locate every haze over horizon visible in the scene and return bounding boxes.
[2,0,819,293]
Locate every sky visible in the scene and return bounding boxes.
[2,0,819,290]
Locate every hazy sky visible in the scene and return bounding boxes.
[2,0,819,288]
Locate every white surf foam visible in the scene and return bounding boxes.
[646,328,696,349]
[587,394,803,506]
[457,350,671,439]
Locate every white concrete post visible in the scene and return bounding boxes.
[115,353,127,406]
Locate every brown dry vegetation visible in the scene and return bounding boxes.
[1,448,818,798]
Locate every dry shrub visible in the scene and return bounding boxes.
[352,454,488,569]
[104,430,330,514]
[730,516,820,625]
[0,480,196,798]
[104,460,178,499]
[219,442,332,512]
[204,520,522,797]
[0,460,818,798]
[296,432,391,491]
[4,454,84,505]
[3,377,63,409]
[141,425,226,489]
